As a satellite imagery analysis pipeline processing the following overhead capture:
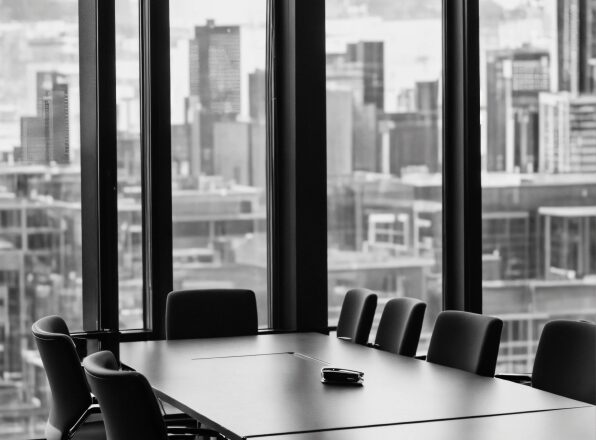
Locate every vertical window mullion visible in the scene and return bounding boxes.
[140,0,173,339]
[78,0,120,347]
[271,0,327,331]
[442,0,482,312]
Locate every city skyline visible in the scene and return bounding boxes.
[0,0,595,438]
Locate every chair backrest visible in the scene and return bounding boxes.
[83,350,167,440]
[336,288,378,345]
[32,315,92,440]
[374,298,427,357]
[531,320,596,404]
[166,289,258,340]
[426,310,503,377]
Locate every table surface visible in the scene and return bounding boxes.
[249,407,596,440]
[120,333,590,440]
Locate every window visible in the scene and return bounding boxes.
[116,0,143,330]
[326,1,443,350]
[480,1,596,373]
[169,1,269,327]
[0,0,83,436]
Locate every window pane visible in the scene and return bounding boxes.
[116,0,143,330]
[169,1,269,327]
[326,1,443,352]
[0,1,82,436]
[480,1,596,373]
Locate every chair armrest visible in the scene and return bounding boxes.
[495,373,532,385]
[68,404,101,439]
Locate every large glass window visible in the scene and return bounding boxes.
[480,1,596,373]
[116,0,143,330]
[169,1,269,327]
[0,0,83,436]
[326,1,443,351]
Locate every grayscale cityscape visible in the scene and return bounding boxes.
[0,0,595,437]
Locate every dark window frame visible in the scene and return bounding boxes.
[75,0,482,349]
[270,0,328,332]
[78,0,120,352]
[442,0,482,312]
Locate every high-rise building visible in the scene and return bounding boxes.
[20,72,70,164]
[20,117,47,163]
[387,112,439,175]
[189,20,240,115]
[188,20,241,176]
[486,48,550,173]
[384,81,440,176]
[540,92,596,173]
[327,41,384,111]
[553,0,596,94]
[346,41,384,111]
[326,41,384,174]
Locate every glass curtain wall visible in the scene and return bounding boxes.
[326,0,444,350]
[0,0,83,436]
[169,1,269,327]
[480,0,596,373]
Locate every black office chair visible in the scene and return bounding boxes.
[373,297,426,357]
[426,310,503,377]
[532,320,595,404]
[498,320,595,404]
[336,288,377,345]
[83,351,222,440]
[165,289,258,340]
[32,315,104,440]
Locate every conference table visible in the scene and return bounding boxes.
[250,407,596,440]
[120,333,593,440]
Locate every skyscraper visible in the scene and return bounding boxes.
[188,20,241,176]
[189,19,241,115]
[327,41,384,111]
[554,0,596,94]
[346,41,384,111]
[20,72,70,164]
[326,41,385,174]
[486,48,550,173]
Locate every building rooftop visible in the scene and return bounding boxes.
[481,172,596,188]
[400,171,596,188]
[328,249,435,271]
[538,206,596,217]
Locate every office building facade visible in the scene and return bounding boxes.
[188,20,241,176]
[486,48,550,173]
[553,0,596,94]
